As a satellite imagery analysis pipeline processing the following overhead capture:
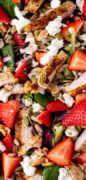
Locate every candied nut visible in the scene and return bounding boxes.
[31,157,45,166]
[24,81,32,94]
[0,124,7,136]
[0,38,4,49]
[0,24,7,33]
[42,161,54,166]
[34,124,43,134]
[36,30,48,41]
[48,83,60,96]
[4,84,14,91]
[34,148,48,157]
[29,135,42,148]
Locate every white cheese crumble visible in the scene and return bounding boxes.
[30,175,43,180]
[32,59,38,68]
[0,89,11,102]
[40,39,64,65]
[79,34,86,41]
[63,93,74,107]
[0,141,6,152]
[20,33,38,55]
[32,102,44,113]
[11,6,29,33]
[21,156,36,177]
[76,0,84,12]
[22,98,33,107]
[46,16,63,36]
[58,168,73,180]
[65,126,79,137]
[51,0,61,8]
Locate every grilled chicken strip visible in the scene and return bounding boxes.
[24,0,44,14]
[65,72,86,96]
[23,1,76,32]
[66,163,84,180]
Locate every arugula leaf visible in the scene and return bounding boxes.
[1,44,15,67]
[34,93,53,108]
[0,0,16,17]
[43,165,60,180]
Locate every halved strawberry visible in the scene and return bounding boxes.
[61,18,84,41]
[47,138,74,166]
[68,49,86,71]
[37,110,51,127]
[35,51,45,66]
[12,0,28,3]
[75,93,86,104]
[76,152,86,164]
[83,0,86,16]
[2,152,21,180]
[15,61,30,82]
[13,32,24,46]
[2,134,13,151]
[0,7,10,24]
[62,99,86,126]
[46,100,68,112]
[0,56,4,67]
[0,101,19,128]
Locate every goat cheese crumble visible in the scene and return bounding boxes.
[21,156,36,177]
[32,102,44,113]
[46,16,63,36]
[58,168,73,180]
[79,34,86,41]
[63,93,74,107]
[51,0,61,8]
[76,0,84,12]
[11,6,29,33]
[40,39,64,65]
[0,141,6,152]
[65,126,79,137]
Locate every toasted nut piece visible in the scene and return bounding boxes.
[4,84,14,91]
[31,157,45,166]
[0,72,18,87]
[25,0,44,14]
[24,1,76,32]
[34,148,48,157]
[34,124,43,134]
[75,129,86,152]
[66,162,84,180]
[29,135,42,148]
[0,124,7,136]
[42,161,54,166]
[65,72,86,96]
[48,83,60,96]
[36,30,48,41]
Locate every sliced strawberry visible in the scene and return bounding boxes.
[83,0,86,16]
[76,152,86,164]
[0,56,4,67]
[13,32,24,46]
[46,100,68,112]
[0,101,19,128]
[47,138,74,166]
[68,49,86,71]
[0,7,10,24]
[37,110,51,127]
[15,61,30,82]
[2,152,21,180]
[12,0,28,3]
[62,99,86,126]
[75,93,86,104]
[2,134,13,151]
[35,51,45,66]
[61,18,84,41]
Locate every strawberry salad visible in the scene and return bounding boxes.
[0,0,86,179]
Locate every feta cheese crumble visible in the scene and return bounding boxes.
[51,0,61,8]
[65,126,79,137]
[79,34,86,41]
[0,89,11,102]
[58,168,73,180]
[40,39,64,65]
[32,102,44,113]
[21,156,36,177]
[63,93,74,107]
[46,16,63,36]
[20,33,38,55]
[0,141,6,152]
[76,0,84,12]
[11,6,29,33]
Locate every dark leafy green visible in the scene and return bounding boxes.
[23,94,34,99]
[43,165,60,180]
[63,69,75,79]
[0,0,16,17]
[34,93,53,108]
[0,177,4,180]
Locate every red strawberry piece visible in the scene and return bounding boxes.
[2,152,21,180]
[35,51,45,66]
[0,56,4,67]
[37,110,51,127]
[15,61,30,82]
[2,134,13,151]
[0,7,10,24]
[0,101,19,128]
[75,93,86,104]
[46,100,68,112]
[76,152,86,164]
[13,32,24,46]
[83,0,86,16]
[61,18,84,41]
[68,49,86,71]
[62,99,86,126]
[47,138,74,166]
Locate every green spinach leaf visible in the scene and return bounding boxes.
[34,93,53,108]
[43,165,60,180]
[0,0,16,17]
